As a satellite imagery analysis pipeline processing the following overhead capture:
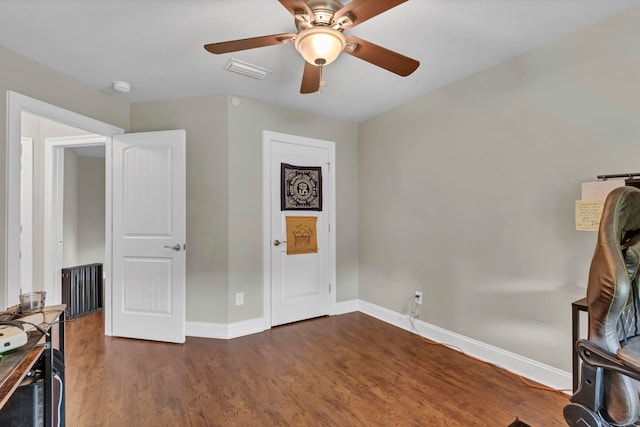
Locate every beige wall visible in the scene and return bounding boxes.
[0,45,129,307]
[358,8,640,372]
[63,149,79,268]
[63,151,104,268]
[76,157,105,266]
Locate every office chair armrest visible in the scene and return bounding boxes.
[577,339,640,382]
[618,346,640,371]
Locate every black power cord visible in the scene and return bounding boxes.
[0,319,49,336]
[0,320,24,330]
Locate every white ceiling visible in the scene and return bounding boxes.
[1,0,638,122]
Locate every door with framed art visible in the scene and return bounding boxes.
[263,131,336,327]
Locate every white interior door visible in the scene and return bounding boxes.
[264,131,335,327]
[112,130,186,343]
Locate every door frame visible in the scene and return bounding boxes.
[43,134,106,306]
[261,130,337,330]
[6,91,122,335]
[20,137,34,296]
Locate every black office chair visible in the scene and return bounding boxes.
[565,186,640,426]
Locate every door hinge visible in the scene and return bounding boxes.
[327,162,331,172]
[329,283,331,293]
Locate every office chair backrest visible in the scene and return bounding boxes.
[588,186,640,425]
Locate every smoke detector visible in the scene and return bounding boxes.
[112,81,132,93]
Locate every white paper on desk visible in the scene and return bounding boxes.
[581,180,625,201]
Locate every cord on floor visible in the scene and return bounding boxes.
[406,311,571,395]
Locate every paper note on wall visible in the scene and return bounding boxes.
[576,200,604,231]
[577,180,625,231]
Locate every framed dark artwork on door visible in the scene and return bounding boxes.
[281,163,323,211]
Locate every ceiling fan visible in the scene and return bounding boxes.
[204,0,420,94]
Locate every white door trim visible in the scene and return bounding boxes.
[261,130,337,330]
[6,91,122,334]
[20,137,34,297]
[43,135,106,306]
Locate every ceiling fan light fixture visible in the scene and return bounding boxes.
[294,27,345,66]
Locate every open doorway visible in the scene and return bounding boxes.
[21,112,105,306]
[43,133,107,309]
[6,91,123,335]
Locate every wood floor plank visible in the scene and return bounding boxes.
[64,311,568,426]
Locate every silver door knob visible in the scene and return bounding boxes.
[164,244,181,251]
[273,240,287,246]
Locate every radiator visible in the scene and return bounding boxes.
[61,263,103,318]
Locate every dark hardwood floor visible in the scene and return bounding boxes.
[64,310,568,426]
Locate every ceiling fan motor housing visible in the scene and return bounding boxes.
[292,1,349,66]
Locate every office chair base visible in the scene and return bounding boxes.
[564,403,607,427]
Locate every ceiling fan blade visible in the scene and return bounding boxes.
[300,62,322,94]
[278,0,315,20]
[344,35,419,76]
[204,33,295,54]
[334,0,407,29]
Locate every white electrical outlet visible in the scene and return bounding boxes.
[415,291,423,304]
[236,292,244,306]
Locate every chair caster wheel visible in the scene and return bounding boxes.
[564,403,606,427]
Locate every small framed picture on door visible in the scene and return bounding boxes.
[281,163,323,211]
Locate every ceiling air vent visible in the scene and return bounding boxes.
[224,58,272,80]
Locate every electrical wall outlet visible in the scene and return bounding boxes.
[415,291,423,305]
[235,292,244,306]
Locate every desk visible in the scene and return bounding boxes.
[572,297,587,392]
[0,305,65,426]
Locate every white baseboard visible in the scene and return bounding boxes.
[356,299,572,392]
[186,317,264,339]
[186,298,571,392]
[335,299,359,315]
[187,300,361,338]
